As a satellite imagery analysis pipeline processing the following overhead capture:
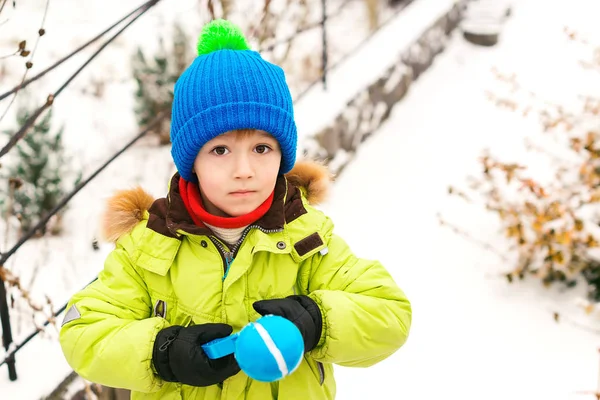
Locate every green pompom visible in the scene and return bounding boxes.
[197,19,250,56]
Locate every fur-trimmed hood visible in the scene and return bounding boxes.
[100,160,333,242]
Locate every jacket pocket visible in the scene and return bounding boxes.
[316,361,325,386]
[153,299,167,319]
[305,355,325,386]
[151,296,193,327]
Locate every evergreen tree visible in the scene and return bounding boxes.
[1,105,76,236]
[132,23,190,144]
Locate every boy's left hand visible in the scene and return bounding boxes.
[253,295,322,352]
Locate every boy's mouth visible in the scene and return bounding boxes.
[230,190,255,196]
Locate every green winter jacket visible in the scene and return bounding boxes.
[59,161,411,400]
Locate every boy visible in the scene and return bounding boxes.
[59,19,411,400]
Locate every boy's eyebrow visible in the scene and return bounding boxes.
[256,131,275,139]
[214,129,275,142]
[236,130,275,140]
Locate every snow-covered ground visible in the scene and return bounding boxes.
[322,0,600,399]
[3,0,600,398]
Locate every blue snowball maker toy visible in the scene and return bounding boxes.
[201,315,304,382]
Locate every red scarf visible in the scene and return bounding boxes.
[178,178,274,229]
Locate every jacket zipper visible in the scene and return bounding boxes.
[208,237,234,280]
[231,225,283,256]
[208,226,283,280]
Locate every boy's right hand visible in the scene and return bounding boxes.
[152,323,241,387]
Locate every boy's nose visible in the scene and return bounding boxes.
[233,154,254,179]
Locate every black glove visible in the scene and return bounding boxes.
[152,323,241,387]
[253,295,323,353]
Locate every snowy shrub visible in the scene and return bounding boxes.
[131,23,191,145]
[1,104,79,237]
[446,28,600,303]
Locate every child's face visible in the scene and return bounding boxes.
[193,129,282,217]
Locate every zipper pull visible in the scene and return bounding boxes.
[223,252,233,280]
[159,334,177,352]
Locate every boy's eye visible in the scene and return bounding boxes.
[211,146,229,156]
[255,145,272,154]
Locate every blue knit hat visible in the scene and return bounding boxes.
[170,20,297,182]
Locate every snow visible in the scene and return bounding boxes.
[295,0,458,146]
[461,0,511,35]
[319,0,600,399]
[2,0,600,398]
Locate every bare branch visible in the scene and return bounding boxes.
[0,0,158,102]
[0,0,160,159]
[0,49,19,60]
[0,0,50,125]
[0,266,43,312]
